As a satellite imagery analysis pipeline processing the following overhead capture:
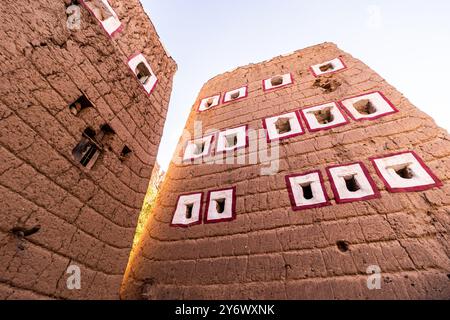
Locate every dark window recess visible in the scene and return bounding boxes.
[275,117,292,134]
[185,204,194,219]
[205,98,214,108]
[225,134,238,148]
[301,183,314,200]
[344,175,361,192]
[319,63,334,72]
[120,145,132,159]
[271,76,284,86]
[230,91,240,100]
[135,62,152,85]
[72,127,102,169]
[354,99,377,115]
[215,199,226,214]
[312,107,334,124]
[89,0,114,21]
[69,95,93,115]
[194,142,205,155]
[395,166,414,179]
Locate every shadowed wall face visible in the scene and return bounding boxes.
[123,43,450,300]
[0,0,176,299]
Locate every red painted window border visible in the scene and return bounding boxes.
[299,101,350,133]
[369,151,443,193]
[285,170,331,211]
[338,91,399,122]
[222,86,249,104]
[79,0,124,38]
[325,161,381,204]
[170,192,204,228]
[204,187,237,224]
[197,94,222,113]
[126,52,158,96]
[262,73,294,92]
[309,57,347,77]
[262,111,305,143]
[215,125,249,154]
[182,134,216,163]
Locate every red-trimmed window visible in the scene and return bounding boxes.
[222,86,248,104]
[205,187,237,224]
[80,0,122,37]
[216,125,248,153]
[263,73,293,91]
[263,111,304,142]
[198,94,221,112]
[285,171,330,211]
[183,135,215,162]
[339,91,398,121]
[127,53,158,95]
[310,58,347,77]
[171,192,203,227]
[326,162,380,204]
[300,102,349,132]
[370,151,442,193]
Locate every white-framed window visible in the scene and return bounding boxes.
[300,102,349,132]
[263,73,293,91]
[263,111,304,142]
[198,94,221,112]
[81,0,122,36]
[326,162,380,204]
[310,57,347,77]
[339,91,398,121]
[370,151,442,193]
[171,192,203,227]
[216,125,247,153]
[205,187,236,223]
[183,135,215,162]
[222,86,248,104]
[285,171,330,211]
[127,53,158,95]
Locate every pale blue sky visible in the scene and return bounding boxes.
[141,0,450,170]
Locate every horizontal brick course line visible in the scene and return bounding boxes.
[0,184,135,250]
[0,228,125,278]
[141,232,443,264]
[0,280,59,300]
[133,268,446,290]
[0,147,138,230]
[146,202,450,244]
[0,127,141,211]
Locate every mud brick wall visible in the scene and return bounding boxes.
[122,43,450,300]
[0,0,176,299]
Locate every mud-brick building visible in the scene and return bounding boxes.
[0,0,176,299]
[123,43,450,300]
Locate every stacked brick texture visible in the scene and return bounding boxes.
[0,0,176,299]
[122,43,450,300]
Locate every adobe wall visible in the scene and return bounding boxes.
[122,43,450,299]
[0,0,176,299]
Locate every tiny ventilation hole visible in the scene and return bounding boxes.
[395,166,414,180]
[225,134,238,148]
[319,63,334,72]
[230,91,240,100]
[312,107,334,125]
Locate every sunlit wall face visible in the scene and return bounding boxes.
[142,0,450,170]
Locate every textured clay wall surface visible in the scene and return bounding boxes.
[123,43,450,300]
[0,0,176,299]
